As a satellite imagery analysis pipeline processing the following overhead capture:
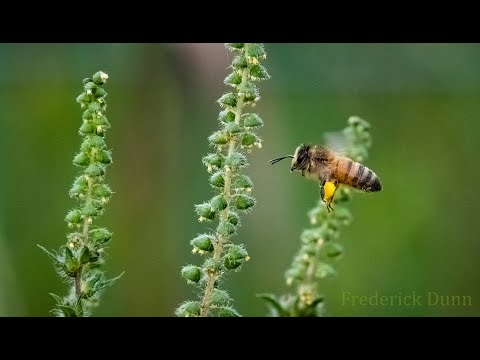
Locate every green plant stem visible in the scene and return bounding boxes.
[199,67,248,317]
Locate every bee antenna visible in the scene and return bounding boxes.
[269,155,294,165]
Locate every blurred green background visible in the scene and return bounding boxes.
[1,43,479,316]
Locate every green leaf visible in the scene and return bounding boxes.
[64,246,79,274]
[94,271,125,292]
[79,246,91,264]
[58,304,79,317]
[37,245,60,264]
[257,294,287,317]
[49,293,63,306]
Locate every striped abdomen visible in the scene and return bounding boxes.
[333,157,382,192]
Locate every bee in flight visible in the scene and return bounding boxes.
[269,144,382,212]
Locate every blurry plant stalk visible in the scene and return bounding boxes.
[176,43,269,317]
[38,71,122,317]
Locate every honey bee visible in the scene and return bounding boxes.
[269,144,382,212]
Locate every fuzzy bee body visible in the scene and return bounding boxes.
[291,144,382,192]
[270,144,382,212]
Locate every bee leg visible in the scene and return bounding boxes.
[319,184,331,213]
[327,202,334,212]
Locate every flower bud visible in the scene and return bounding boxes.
[242,113,263,129]
[225,43,244,50]
[84,82,96,92]
[194,203,216,221]
[85,163,105,177]
[232,55,248,69]
[217,221,235,237]
[232,175,253,192]
[94,87,107,98]
[79,122,95,135]
[181,265,202,283]
[232,194,255,211]
[224,152,248,170]
[90,228,112,245]
[224,71,242,86]
[203,153,225,171]
[249,65,270,80]
[218,109,236,123]
[224,244,249,270]
[223,122,241,135]
[175,301,200,317]
[80,135,106,152]
[93,184,112,198]
[76,92,90,104]
[208,131,229,145]
[245,43,266,59]
[241,132,260,147]
[227,211,240,226]
[88,102,101,113]
[217,306,240,317]
[94,115,109,126]
[242,82,258,102]
[316,262,336,279]
[323,242,344,259]
[92,71,109,85]
[65,209,82,224]
[191,234,214,252]
[210,195,227,212]
[73,152,90,166]
[81,203,99,217]
[210,289,231,306]
[217,92,237,108]
[95,149,112,164]
[209,171,225,188]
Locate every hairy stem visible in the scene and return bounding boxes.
[199,67,248,317]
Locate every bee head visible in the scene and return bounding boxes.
[291,144,311,172]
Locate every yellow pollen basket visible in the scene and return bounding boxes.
[321,181,337,212]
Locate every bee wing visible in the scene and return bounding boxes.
[323,130,351,156]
